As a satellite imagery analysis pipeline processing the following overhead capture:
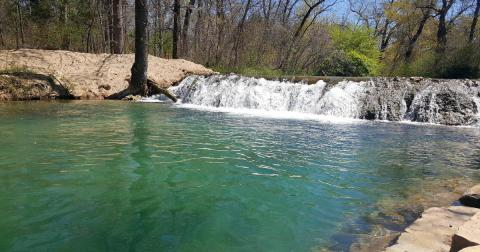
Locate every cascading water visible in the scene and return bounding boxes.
[164,74,480,126]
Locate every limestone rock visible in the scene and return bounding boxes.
[459,245,480,252]
[460,184,480,208]
[465,185,480,195]
[122,95,142,101]
[407,84,479,126]
[385,206,480,252]
[451,212,480,252]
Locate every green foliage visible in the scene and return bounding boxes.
[437,46,480,78]
[317,26,382,76]
[393,46,480,79]
[392,53,437,77]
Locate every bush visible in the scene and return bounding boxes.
[394,46,480,79]
[438,46,480,79]
[316,26,382,76]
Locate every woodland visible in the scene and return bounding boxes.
[1,0,479,78]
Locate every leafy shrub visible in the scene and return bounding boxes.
[317,26,382,76]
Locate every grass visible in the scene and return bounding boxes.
[212,66,285,77]
[0,66,37,75]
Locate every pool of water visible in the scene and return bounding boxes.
[0,101,479,252]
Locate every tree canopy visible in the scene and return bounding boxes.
[0,0,479,78]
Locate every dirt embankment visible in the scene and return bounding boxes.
[0,49,214,100]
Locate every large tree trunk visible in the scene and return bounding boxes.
[436,0,454,54]
[112,0,124,54]
[469,0,480,43]
[130,0,149,95]
[181,0,196,56]
[436,11,448,54]
[172,0,180,58]
[379,19,392,52]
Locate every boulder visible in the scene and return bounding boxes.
[451,212,480,252]
[460,195,480,208]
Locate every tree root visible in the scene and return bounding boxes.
[107,78,178,102]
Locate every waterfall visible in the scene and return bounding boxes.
[165,75,480,126]
[170,75,369,119]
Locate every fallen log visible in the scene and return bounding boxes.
[146,78,178,102]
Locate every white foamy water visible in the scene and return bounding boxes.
[169,75,368,119]
[175,103,363,124]
[141,74,480,126]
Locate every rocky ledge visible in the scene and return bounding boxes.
[386,184,480,252]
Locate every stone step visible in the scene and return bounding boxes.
[385,206,480,252]
[451,212,480,252]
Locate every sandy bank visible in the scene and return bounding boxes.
[0,49,214,100]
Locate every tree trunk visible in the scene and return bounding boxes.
[172,0,181,58]
[436,11,448,54]
[0,17,5,47]
[405,9,430,61]
[436,0,454,54]
[16,2,24,47]
[379,19,392,52]
[108,1,114,52]
[103,0,112,53]
[130,0,149,95]
[181,0,196,56]
[231,0,252,66]
[279,0,324,70]
[156,0,164,57]
[215,0,225,64]
[112,0,124,54]
[61,0,70,50]
[469,0,480,43]
[193,0,203,56]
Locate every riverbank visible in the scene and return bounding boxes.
[0,49,214,100]
[383,184,480,252]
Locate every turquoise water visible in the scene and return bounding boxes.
[0,101,479,252]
